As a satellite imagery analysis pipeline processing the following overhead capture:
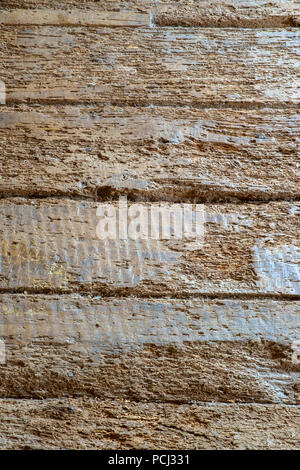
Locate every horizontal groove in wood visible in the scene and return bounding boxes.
[0,399,298,449]
[0,295,299,402]
[1,2,299,27]
[1,28,299,105]
[0,199,299,296]
[0,9,150,26]
[0,106,299,200]
[1,290,300,301]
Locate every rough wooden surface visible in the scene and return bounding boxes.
[1,2,299,27]
[0,9,150,26]
[0,0,299,451]
[2,28,299,105]
[0,295,299,401]
[0,399,298,450]
[1,106,299,200]
[0,1,149,11]
[0,199,299,296]
[155,1,300,27]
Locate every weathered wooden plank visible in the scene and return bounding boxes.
[0,399,298,449]
[1,2,299,27]
[155,1,300,27]
[0,295,299,402]
[1,28,299,105]
[0,106,299,200]
[0,199,299,296]
[0,1,148,11]
[0,9,150,26]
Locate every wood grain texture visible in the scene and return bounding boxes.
[0,0,299,449]
[1,2,299,27]
[0,105,299,200]
[0,399,298,449]
[0,295,299,402]
[0,9,150,26]
[1,28,299,105]
[155,1,300,27]
[0,199,299,296]
[0,1,149,11]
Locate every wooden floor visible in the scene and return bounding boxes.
[0,1,299,449]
